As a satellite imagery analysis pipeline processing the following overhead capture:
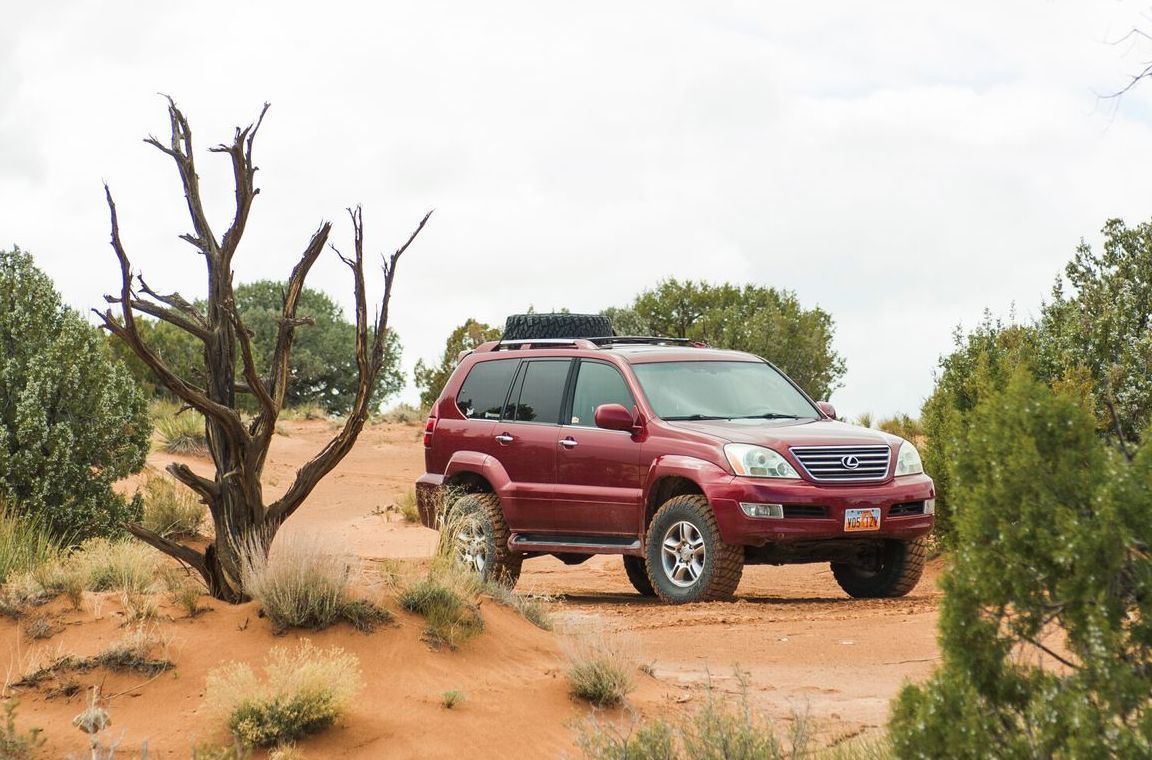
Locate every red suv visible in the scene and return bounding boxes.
[416,326,935,603]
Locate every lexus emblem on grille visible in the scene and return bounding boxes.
[841,455,861,469]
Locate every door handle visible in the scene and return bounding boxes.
[559,437,578,449]
[495,433,514,444]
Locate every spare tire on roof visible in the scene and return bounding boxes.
[502,313,615,341]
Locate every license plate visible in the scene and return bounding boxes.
[844,507,881,532]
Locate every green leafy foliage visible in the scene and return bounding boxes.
[0,247,150,540]
[114,281,404,415]
[891,369,1152,757]
[605,279,846,400]
[414,319,501,408]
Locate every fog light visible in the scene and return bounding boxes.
[740,502,783,519]
[924,498,936,515]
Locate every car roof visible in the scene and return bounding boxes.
[466,339,762,365]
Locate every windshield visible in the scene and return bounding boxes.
[631,361,820,421]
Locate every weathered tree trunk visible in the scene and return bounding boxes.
[102,98,430,601]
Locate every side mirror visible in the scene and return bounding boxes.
[817,401,838,420]
[595,403,636,432]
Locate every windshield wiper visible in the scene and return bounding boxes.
[732,412,804,420]
[662,414,729,421]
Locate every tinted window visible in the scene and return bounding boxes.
[507,360,570,424]
[569,361,634,426]
[456,359,518,420]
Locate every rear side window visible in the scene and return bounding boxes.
[569,361,634,426]
[456,359,518,420]
[505,360,571,424]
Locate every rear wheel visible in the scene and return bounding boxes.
[645,494,743,604]
[831,539,926,598]
[622,555,655,597]
[445,492,522,587]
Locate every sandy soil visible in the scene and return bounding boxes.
[2,420,942,757]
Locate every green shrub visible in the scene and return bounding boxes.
[140,471,206,537]
[565,629,636,707]
[206,641,362,748]
[0,501,60,584]
[891,369,1152,757]
[0,700,44,759]
[0,247,150,540]
[399,575,483,649]
[440,690,464,709]
[155,411,209,456]
[240,538,388,633]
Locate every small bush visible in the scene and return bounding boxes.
[140,471,205,537]
[565,629,636,707]
[377,403,425,426]
[574,712,677,760]
[395,490,420,523]
[67,538,160,595]
[240,538,388,633]
[0,502,61,585]
[0,699,44,759]
[92,627,173,676]
[876,413,924,442]
[440,690,464,709]
[279,403,327,421]
[206,640,362,748]
[21,615,57,640]
[854,412,874,429]
[399,575,484,650]
[155,410,208,456]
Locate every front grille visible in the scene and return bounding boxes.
[788,445,891,482]
[782,505,828,519]
[889,501,925,517]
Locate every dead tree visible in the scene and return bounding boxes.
[97,98,431,602]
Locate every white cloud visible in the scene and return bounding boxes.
[3,0,1152,419]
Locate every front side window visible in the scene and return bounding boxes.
[505,359,571,424]
[456,359,519,420]
[631,361,819,421]
[569,361,634,426]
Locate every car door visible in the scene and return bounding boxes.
[491,358,572,533]
[553,359,643,536]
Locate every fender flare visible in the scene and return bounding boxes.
[640,455,735,534]
[443,452,513,502]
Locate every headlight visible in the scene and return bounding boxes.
[724,444,800,479]
[895,440,924,476]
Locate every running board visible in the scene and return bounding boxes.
[509,533,642,555]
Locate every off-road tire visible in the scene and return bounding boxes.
[502,313,614,341]
[831,538,926,598]
[445,492,522,587]
[623,555,656,597]
[645,494,743,604]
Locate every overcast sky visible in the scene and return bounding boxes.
[4,1,1152,418]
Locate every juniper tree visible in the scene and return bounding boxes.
[0,247,149,538]
[891,368,1152,758]
[98,99,430,601]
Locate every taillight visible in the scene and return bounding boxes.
[423,416,438,448]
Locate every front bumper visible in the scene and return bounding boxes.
[707,473,935,545]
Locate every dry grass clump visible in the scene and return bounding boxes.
[0,501,61,586]
[483,582,553,631]
[279,403,327,421]
[140,471,206,538]
[398,573,484,650]
[564,626,638,708]
[240,538,389,634]
[20,615,58,641]
[67,538,160,595]
[205,640,362,748]
[154,408,209,456]
[377,403,425,425]
[395,490,420,523]
[440,689,465,709]
[91,627,173,676]
[876,413,924,442]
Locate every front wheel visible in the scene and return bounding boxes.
[443,492,522,587]
[831,539,926,598]
[645,494,743,604]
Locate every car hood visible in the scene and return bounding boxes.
[665,418,899,448]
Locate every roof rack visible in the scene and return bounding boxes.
[587,336,703,347]
[488,338,597,352]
